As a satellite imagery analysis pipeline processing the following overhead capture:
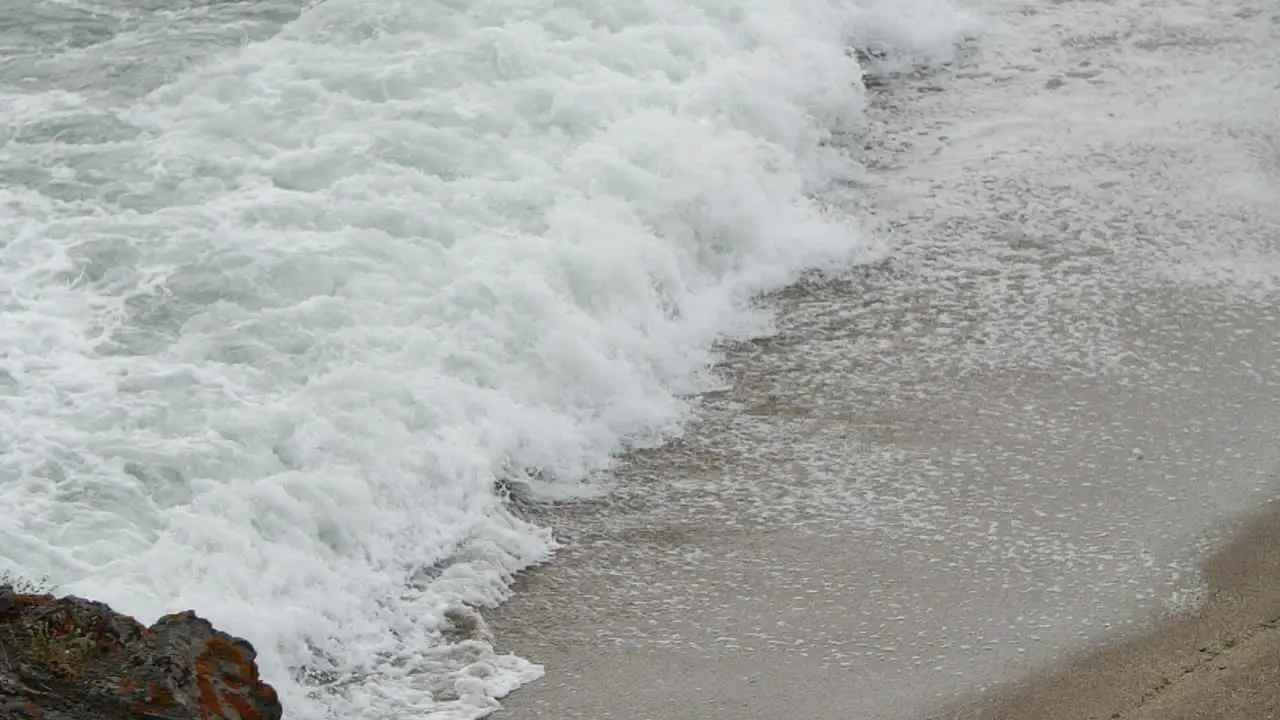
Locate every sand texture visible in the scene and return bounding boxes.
[945,504,1280,720]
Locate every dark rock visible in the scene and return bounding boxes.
[0,585,282,720]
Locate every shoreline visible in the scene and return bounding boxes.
[487,0,1280,718]
[486,278,1280,720]
[941,500,1280,720]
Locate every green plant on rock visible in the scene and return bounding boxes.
[0,570,54,595]
[29,619,98,678]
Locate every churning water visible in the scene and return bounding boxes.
[0,0,972,716]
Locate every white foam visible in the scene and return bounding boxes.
[0,0,973,716]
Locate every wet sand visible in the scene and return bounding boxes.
[486,285,1280,720]
[488,0,1280,718]
[943,502,1280,720]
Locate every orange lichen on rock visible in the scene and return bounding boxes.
[204,636,250,666]
[197,670,225,719]
[193,635,274,720]
[1,582,283,720]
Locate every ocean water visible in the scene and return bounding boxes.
[0,0,973,717]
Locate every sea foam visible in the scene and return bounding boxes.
[0,0,974,716]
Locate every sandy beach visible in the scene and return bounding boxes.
[488,0,1280,718]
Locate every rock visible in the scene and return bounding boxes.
[0,585,282,720]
